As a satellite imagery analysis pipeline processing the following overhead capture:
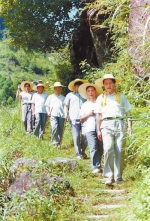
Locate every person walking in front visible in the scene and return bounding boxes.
[96,74,132,185]
[64,79,88,159]
[16,81,34,133]
[45,82,65,147]
[32,82,48,139]
[79,83,103,173]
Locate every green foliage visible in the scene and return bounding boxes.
[0,0,80,52]
[129,169,150,221]
[48,48,75,94]
[0,96,150,220]
[0,41,76,98]
[0,74,15,105]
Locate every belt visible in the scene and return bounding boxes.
[102,117,124,121]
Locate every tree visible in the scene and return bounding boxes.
[0,74,15,105]
[0,0,81,52]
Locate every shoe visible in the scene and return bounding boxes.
[53,143,60,148]
[76,155,83,160]
[92,168,100,173]
[105,178,113,185]
[116,179,123,184]
[82,153,88,159]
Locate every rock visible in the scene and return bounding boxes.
[47,157,78,170]
[10,158,39,178]
[5,171,73,197]
[5,158,74,197]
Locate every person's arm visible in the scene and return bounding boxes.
[65,105,69,121]
[16,85,22,99]
[32,103,35,116]
[96,113,103,140]
[46,106,51,117]
[126,111,132,135]
[80,110,95,123]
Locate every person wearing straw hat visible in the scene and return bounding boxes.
[64,79,88,159]
[45,82,66,147]
[95,74,132,185]
[16,81,34,133]
[31,81,48,139]
[79,83,103,173]
[31,80,45,130]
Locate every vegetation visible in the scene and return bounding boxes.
[0,0,149,220]
[0,0,81,52]
[0,42,75,104]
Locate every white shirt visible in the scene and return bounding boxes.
[96,92,131,119]
[64,92,86,120]
[32,92,48,114]
[80,100,97,134]
[45,94,65,118]
[20,91,32,105]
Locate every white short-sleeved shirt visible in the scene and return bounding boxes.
[32,92,48,114]
[20,91,32,105]
[45,94,65,118]
[80,100,97,134]
[96,92,131,119]
[64,92,86,120]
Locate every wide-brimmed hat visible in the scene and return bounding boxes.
[95,74,122,86]
[68,79,88,91]
[20,81,34,92]
[50,82,65,88]
[36,82,47,90]
[78,83,103,99]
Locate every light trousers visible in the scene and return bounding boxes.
[34,113,47,138]
[101,120,126,181]
[86,131,103,169]
[70,119,87,156]
[50,116,65,145]
[22,104,32,132]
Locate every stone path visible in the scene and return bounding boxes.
[86,177,129,220]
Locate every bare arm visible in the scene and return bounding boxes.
[80,110,95,123]
[32,103,35,116]
[96,113,103,140]
[65,105,69,121]
[16,85,22,99]
[46,106,51,117]
[126,111,132,135]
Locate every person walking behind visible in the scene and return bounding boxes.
[64,79,88,159]
[45,82,66,147]
[79,83,103,173]
[95,74,132,185]
[16,81,34,133]
[32,82,48,139]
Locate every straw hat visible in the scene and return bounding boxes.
[20,81,34,92]
[68,79,88,91]
[78,83,103,99]
[50,82,65,88]
[36,82,47,91]
[95,74,122,86]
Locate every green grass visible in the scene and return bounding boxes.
[0,105,149,221]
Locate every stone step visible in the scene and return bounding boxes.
[93,204,126,209]
[112,195,127,200]
[102,189,126,194]
[87,214,113,219]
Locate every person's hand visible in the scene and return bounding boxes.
[47,112,51,118]
[97,130,102,141]
[18,85,21,90]
[89,110,95,116]
[65,114,69,122]
[127,127,132,136]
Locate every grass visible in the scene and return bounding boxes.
[0,105,148,221]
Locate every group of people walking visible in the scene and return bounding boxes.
[16,74,132,185]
